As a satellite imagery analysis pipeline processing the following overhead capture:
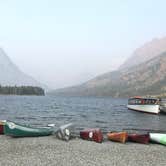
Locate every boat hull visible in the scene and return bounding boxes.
[128,133,149,144]
[127,104,160,114]
[80,128,103,143]
[149,133,166,145]
[4,122,54,137]
[0,125,3,134]
[107,132,128,143]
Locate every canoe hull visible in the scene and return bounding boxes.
[107,132,128,143]
[4,122,53,137]
[0,120,7,134]
[150,133,166,145]
[55,123,74,141]
[128,133,149,144]
[0,125,3,134]
[80,128,103,143]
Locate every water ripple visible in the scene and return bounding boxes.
[0,95,166,131]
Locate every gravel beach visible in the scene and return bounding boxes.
[0,135,165,166]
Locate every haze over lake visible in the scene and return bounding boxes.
[0,0,166,89]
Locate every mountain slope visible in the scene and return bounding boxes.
[0,48,43,87]
[119,37,166,70]
[51,52,166,97]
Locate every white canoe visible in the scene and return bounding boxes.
[149,133,166,145]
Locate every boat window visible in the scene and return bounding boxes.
[145,99,157,104]
[129,98,159,105]
[145,99,150,104]
[154,99,158,104]
[128,98,142,104]
[128,99,135,104]
[151,99,156,104]
[137,99,142,104]
[144,99,147,104]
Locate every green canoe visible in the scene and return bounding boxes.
[4,121,54,137]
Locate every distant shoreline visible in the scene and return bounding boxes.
[0,85,45,96]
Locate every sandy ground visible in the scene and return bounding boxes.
[0,135,165,166]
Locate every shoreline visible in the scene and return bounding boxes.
[0,135,165,166]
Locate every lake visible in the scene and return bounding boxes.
[0,95,166,132]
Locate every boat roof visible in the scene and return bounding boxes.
[129,96,159,100]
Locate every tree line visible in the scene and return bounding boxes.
[0,85,45,96]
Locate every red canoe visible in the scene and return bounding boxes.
[128,133,150,144]
[107,132,128,143]
[0,120,6,134]
[80,128,103,143]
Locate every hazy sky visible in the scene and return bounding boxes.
[0,0,166,89]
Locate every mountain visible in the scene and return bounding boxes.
[119,37,166,70]
[51,38,166,97]
[0,48,44,88]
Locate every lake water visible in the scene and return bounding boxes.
[0,95,166,132]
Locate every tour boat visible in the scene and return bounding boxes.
[107,132,128,143]
[80,128,103,143]
[128,133,149,144]
[4,121,54,137]
[149,133,166,145]
[127,96,160,114]
[0,120,6,134]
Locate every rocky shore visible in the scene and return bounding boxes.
[0,135,166,166]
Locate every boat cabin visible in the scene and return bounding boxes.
[128,97,159,105]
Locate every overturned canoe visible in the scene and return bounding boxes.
[4,121,54,137]
[107,132,128,143]
[55,123,74,141]
[128,133,149,144]
[0,120,7,134]
[149,133,166,145]
[80,128,103,143]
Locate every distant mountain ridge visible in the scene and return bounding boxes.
[51,37,166,97]
[119,37,166,69]
[0,48,43,88]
